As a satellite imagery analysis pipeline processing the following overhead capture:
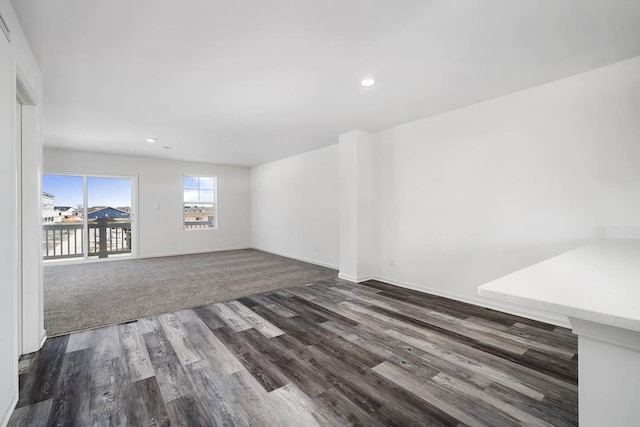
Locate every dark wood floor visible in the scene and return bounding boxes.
[10,279,578,426]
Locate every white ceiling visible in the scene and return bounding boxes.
[12,0,640,167]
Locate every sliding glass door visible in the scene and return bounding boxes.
[42,174,84,260]
[87,176,133,258]
[42,174,136,261]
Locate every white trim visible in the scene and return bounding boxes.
[139,246,252,260]
[130,175,139,258]
[183,174,217,230]
[252,247,339,270]
[1,394,18,427]
[220,248,568,328]
[45,246,253,264]
[16,66,44,355]
[338,273,356,282]
[372,275,571,328]
[16,86,23,359]
[82,174,87,260]
[15,67,38,106]
[338,273,374,283]
[570,317,640,352]
[40,329,47,348]
[44,255,134,267]
[41,172,138,262]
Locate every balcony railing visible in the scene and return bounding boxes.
[184,216,214,229]
[43,218,132,260]
[43,223,83,259]
[184,222,211,229]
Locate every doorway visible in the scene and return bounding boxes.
[17,73,45,356]
[15,97,22,356]
[42,174,137,261]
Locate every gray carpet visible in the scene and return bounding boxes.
[44,249,337,336]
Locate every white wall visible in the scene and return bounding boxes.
[251,145,339,269]
[0,0,43,425]
[249,57,640,326]
[374,56,640,324]
[44,149,251,258]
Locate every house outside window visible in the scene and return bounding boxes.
[183,175,216,229]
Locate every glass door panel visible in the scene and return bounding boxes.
[42,174,84,260]
[87,176,133,258]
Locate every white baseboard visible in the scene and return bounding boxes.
[370,275,571,329]
[1,394,18,427]
[338,273,374,283]
[252,247,339,270]
[40,329,47,348]
[139,246,252,259]
[44,247,256,264]
[44,244,568,328]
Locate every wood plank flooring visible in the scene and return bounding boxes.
[11,278,578,426]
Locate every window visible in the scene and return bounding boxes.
[183,176,216,229]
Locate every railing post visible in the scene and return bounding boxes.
[98,217,108,258]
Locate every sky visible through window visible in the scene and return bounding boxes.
[42,174,131,208]
[183,176,215,203]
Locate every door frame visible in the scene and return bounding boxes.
[41,172,139,263]
[15,96,22,357]
[16,68,45,355]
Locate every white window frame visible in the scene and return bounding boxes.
[41,172,139,262]
[183,175,217,230]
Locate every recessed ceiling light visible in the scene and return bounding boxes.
[145,137,157,143]
[162,146,173,150]
[360,78,376,87]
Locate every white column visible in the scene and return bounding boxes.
[570,317,640,427]
[338,130,374,282]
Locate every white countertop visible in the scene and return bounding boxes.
[478,240,640,332]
